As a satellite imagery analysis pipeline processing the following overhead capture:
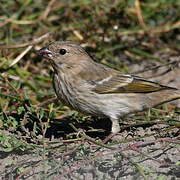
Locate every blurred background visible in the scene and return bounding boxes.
[0,0,180,179]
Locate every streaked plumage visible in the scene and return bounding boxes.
[38,41,180,135]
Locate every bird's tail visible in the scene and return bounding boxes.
[149,89,180,107]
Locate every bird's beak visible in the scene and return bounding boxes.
[37,47,53,59]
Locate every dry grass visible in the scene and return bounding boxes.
[0,0,180,179]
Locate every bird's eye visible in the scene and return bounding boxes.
[59,49,67,55]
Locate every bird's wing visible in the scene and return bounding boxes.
[92,74,170,94]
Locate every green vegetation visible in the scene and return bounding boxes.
[0,0,179,179]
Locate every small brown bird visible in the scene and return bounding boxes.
[38,41,180,138]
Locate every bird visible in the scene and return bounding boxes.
[37,41,180,140]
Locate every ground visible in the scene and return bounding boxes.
[0,0,180,179]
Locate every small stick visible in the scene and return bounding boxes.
[0,32,51,49]
[9,45,33,67]
[39,0,57,20]
[135,0,147,30]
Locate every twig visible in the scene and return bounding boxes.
[9,45,33,67]
[6,18,36,25]
[73,30,84,40]
[118,21,180,36]
[133,61,179,75]
[0,33,51,67]
[135,0,147,30]
[150,21,180,34]
[0,32,51,49]
[39,0,57,20]
[69,123,115,150]
[36,97,58,107]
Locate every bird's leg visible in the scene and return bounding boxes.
[103,118,120,143]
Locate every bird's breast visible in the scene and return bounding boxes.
[53,73,103,115]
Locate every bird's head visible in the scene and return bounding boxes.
[37,41,92,71]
